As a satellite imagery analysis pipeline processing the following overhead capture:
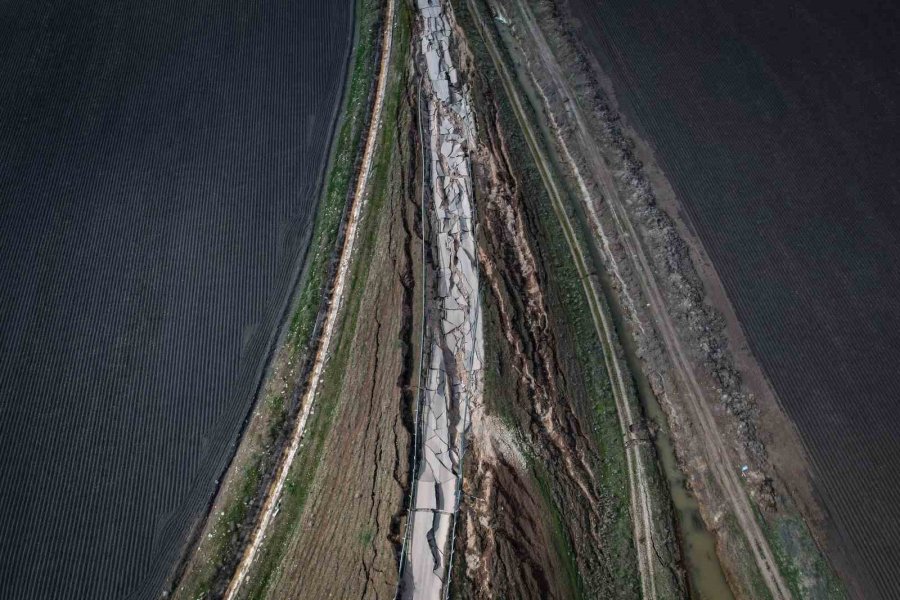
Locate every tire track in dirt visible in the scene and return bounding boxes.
[488,1,792,597]
[222,1,395,596]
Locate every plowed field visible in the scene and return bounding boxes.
[561,0,900,596]
[0,1,353,597]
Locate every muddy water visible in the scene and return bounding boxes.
[589,243,734,600]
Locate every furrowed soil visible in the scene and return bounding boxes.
[230,6,414,598]
[0,1,353,598]
[207,0,684,597]
[445,1,685,598]
[167,1,385,597]
[555,0,900,597]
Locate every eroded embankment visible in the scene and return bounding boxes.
[469,0,845,598]
[438,1,685,598]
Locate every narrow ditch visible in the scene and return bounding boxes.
[474,2,738,594]
[580,205,734,600]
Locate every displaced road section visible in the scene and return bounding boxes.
[220,0,396,596]
[399,1,483,598]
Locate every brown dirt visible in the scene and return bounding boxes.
[255,83,422,600]
[448,20,652,595]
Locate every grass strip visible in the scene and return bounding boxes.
[174,1,384,597]
[238,6,412,598]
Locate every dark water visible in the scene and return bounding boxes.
[563,0,900,596]
[0,0,353,597]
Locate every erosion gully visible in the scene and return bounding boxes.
[476,1,735,598]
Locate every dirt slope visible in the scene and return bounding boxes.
[260,95,420,599]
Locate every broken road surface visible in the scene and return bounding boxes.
[400,1,483,598]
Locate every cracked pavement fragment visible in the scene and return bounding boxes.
[403,1,484,598]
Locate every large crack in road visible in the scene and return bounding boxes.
[398,2,483,598]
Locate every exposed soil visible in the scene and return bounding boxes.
[462,105,633,598]
[256,76,420,599]
[444,2,685,596]
[475,0,844,597]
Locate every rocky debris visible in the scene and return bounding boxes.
[402,2,484,598]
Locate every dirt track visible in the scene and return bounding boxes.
[477,0,793,597]
[221,1,396,595]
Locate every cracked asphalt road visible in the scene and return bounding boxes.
[400,2,483,598]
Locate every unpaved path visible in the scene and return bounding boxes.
[221,1,396,596]
[464,0,659,597]
[484,0,792,597]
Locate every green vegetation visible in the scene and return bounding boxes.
[720,512,774,600]
[358,526,376,547]
[759,510,847,600]
[532,465,585,599]
[239,6,412,598]
[266,394,286,440]
[477,284,521,429]
[186,462,263,599]
[454,0,640,593]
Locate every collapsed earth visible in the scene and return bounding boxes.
[2,0,898,599]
